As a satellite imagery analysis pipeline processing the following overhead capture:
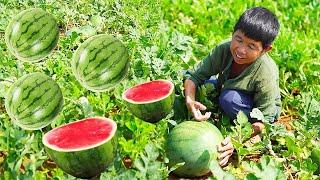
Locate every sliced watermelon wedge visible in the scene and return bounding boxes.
[122,80,175,123]
[43,117,117,178]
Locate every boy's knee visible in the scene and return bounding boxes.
[219,89,253,120]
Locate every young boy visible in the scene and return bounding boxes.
[184,7,281,166]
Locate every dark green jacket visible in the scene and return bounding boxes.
[185,41,281,122]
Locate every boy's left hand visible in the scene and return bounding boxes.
[217,136,234,167]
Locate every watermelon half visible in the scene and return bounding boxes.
[122,80,175,123]
[42,117,117,178]
[165,121,223,177]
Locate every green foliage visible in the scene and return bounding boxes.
[0,0,319,179]
[243,155,286,180]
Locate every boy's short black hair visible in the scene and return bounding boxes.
[233,7,280,49]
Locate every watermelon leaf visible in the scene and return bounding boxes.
[243,156,286,180]
[78,96,94,117]
[236,111,248,126]
[209,160,236,180]
[250,108,265,122]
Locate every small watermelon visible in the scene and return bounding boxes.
[122,80,175,123]
[42,117,117,178]
[5,72,63,130]
[165,121,223,177]
[5,8,59,62]
[71,34,129,92]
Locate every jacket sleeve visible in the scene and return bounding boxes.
[184,45,224,87]
[253,77,279,123]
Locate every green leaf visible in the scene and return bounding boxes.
[134,156,147,175]
[246,173,259,180]
[166,119,177,126]
[169,162,185,172]
[250,108,265,122]
[243,156,286,180]
[145,144,159,161]
[78,96,94,117]
[285,135,301,156]
[237,147,250,157]
[209,160,236,180]
[236,111,248,125]
[302,158,318,173]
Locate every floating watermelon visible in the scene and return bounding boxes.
[5,8,59,62]
[5,72,63,130]
[122,80,175,123]
[165,121,223,177]
[42,117,117,178]
[72,34,129,92]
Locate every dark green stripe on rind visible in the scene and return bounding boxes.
[165,121,223,177]
[15,13,49,47]
[125,85,175,123]
[85,53,129,88]
[4,8,59,62]
[73,35,116,72]
[4,72,63,130]
[82,41,124,77]
[71,34,129,92]
[44,133,117,178]
[7,9,44,46]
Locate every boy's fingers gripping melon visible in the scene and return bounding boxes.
[71,34,130,92]
[5,8,59,62]
[42,117,117,178]
[5,72,63,130]
[122,80,175,123]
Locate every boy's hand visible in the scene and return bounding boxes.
[244,134,261,147]
[217,137,234,167]
[186,97,211,121]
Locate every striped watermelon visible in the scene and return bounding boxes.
[43,117,117,178]
[5,72,63,130]
[5,8,59,62]
[122,80,175,123]
[71,34,129,92]
[165,121,223,177]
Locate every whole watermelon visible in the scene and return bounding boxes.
[5,72,63,130]
[5,8,59,62]
[165,121,223,177]
[72,34,129,92]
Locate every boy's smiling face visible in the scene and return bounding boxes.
[230,30,272,65]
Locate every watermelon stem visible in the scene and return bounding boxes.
[0,78,14,83]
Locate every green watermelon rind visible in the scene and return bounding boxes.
[71,34,130,92]
[42,117,117,178]
[5,8,59,62]
[122,80,175,123]
[165,121,224,177]
[4,72,63,130]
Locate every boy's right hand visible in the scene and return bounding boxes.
[186,97,211,121]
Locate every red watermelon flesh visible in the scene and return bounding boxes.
[44,117,115,151]
[124,80,173,103]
